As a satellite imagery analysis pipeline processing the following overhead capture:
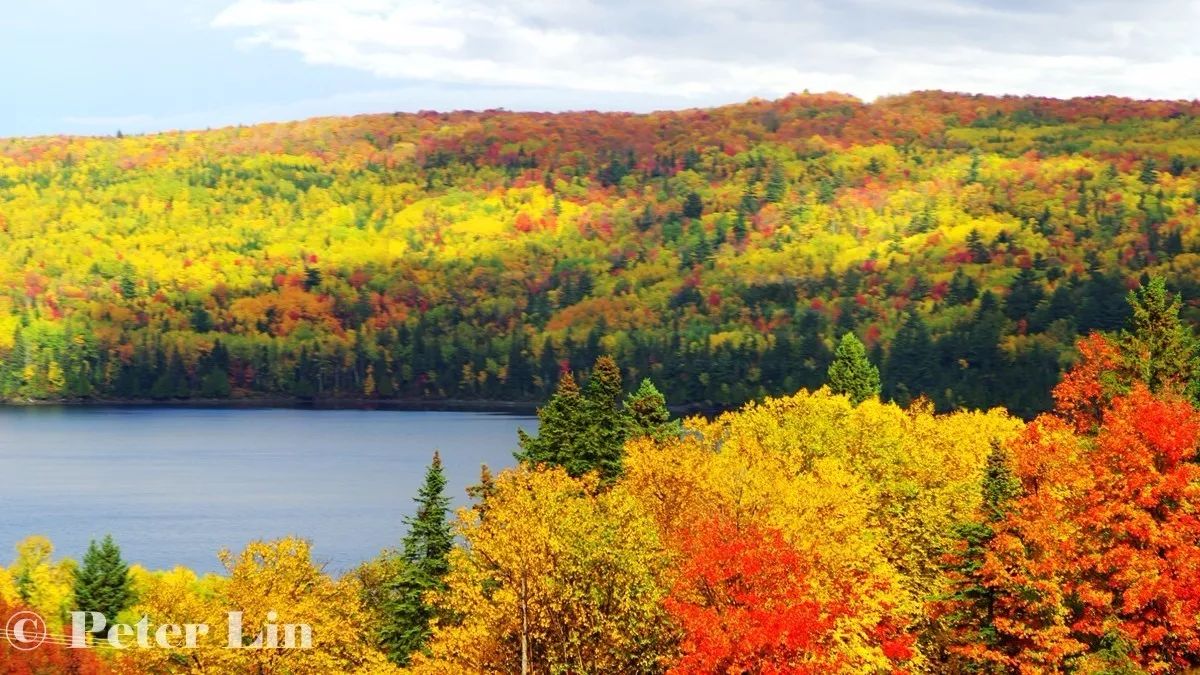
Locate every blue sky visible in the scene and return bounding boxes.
[4,0,1199,137]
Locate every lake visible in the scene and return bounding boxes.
[0,406,534,573]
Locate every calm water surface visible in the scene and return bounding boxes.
[0,407,533,573]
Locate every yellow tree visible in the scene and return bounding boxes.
[622,388,1019,669]
[7,535,76,629]
[413,466,677,674]
[124,538,398,675]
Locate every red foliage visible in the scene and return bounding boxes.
[974,384,1200,670]
[0,600,111,674]
[665,516,913,674]
[1051,332,1123,432]
[665,517,844,674]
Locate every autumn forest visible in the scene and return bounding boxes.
[3,91,1200,673]
[2,92,1199,414]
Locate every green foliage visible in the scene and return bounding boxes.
[72,534,133,638]
[381,452,454,665]
[1119,276,1200,401]
[517,357,677,482]
[624,378,682,441]
[0,92,1198,417]
[827,332,881,404]
[884,313,935,407]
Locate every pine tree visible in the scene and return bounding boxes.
[1119,276,1200,400]
[967,229,990,263]
[381,452,454,665]
[884,312,937,406]
[465,464,496,517]
[827,333,881,405]
[624,378,681,441]
[73,535,133,639]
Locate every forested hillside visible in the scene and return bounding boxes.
[2,91,1199,414]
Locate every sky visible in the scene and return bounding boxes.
[3,0,1199,137]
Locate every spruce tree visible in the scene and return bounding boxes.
[1119,276,1199,400]
[884,312,937,406]
[516,356,662,482]
[382,452,454,665]
[516,370,585,468]
[624,379,681,441]
[73,535,133,639]
[579,356,627,481]
[943,444,1021,667]
[827,333,881,405]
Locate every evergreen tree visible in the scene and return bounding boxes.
[465,464,496,517]
[579,356,627,481]
[682,192,704,219]
[73,535,133,639]
[516,356,650,482]
[1119,276,1200,400]
[826,333,881,405]
[516,370,586,469]
[966,229,990,263]
[884,312,937,406]
[764,165,787,203]
[381,452,454,665]
[942,445,1021,669]
[624,378,681,441]
[1004,267,1044,322]
[947,269,979,305]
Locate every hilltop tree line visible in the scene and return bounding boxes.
[1,92,1199,416]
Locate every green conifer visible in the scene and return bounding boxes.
[1119,276,1200,400]
[624,378,681,441]
[827,333,881,405]
[73,535,133,639]
[381,452,454,665]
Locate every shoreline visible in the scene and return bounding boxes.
[0,395,723,416]
[0,396,541,414]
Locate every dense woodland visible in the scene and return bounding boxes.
[2,275,1198,673]
[3,92,1200,414]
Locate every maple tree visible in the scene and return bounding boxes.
[664,514,912,673]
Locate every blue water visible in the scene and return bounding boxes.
[0,407,533,573]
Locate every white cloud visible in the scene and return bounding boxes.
[211,0,1200,105]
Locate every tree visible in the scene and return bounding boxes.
[413,467,676,674]
[1119,276,1199,400]
[623,378,680,441]
[885,312,937,406]
[516,356,632,482]
[515,370,585,469]
[72,534,134,639]
[827,332,881,404]
[580,356,627,480]
[666,515,913,673]
[682,191,704,219]
[967,229,990,263]
[381,452,454,665]
[0,597,111,674]
[938,444,1022,670]
[957,379,1200,671]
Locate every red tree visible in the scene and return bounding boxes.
[665,515,912,674]
[969,383,1200,671]
[0,599,111,674]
